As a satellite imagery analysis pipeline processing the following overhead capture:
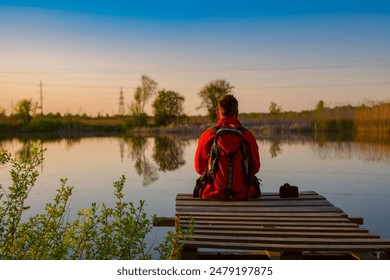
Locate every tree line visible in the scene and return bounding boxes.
[0,75,234,129]
[126,75,234,127]
[1,75,389,139]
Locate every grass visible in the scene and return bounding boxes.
[354,102,390,139]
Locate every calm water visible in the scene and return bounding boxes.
[1,135,390,252]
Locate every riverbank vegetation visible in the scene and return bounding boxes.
[0,145,190,259]
[1,100,389,141]
[1,87,389,141]
[239,100,390,141]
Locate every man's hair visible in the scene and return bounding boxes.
[218,94,238,117]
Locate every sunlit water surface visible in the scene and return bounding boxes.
[1,136,389,257]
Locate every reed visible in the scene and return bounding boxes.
[354,102,390,139]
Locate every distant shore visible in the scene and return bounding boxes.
[1,101,389,141]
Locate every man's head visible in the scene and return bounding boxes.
[217,94,239,118]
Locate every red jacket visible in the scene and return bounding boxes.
[194,116,261,199]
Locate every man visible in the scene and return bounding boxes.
[194,94,261,199]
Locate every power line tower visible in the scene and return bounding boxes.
[37,80,44,116]
[118,87,125,116]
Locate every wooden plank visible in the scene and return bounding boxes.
[179,240,390,252]
[349,216,364,225]
[180,247,199,260]
[186,234,390,246]
[302,251,357,260]
[179,220,359,228]
[352,252,380,260]
[176,193,327,202]
[176,191,319,199]
[153,215,355,227]
[176,205,343,213]
[177,223,370,233]
[197,251,271,260]
[153,217,176,227]
[176,196,327,202]
[266,251,282,260]
[174,192,390,259]
[176,199,333,207]
[178,215,352,223]
[192,229,380,239]
[176,211,348,218]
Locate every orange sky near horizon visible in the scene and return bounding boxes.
[1,7,390,116]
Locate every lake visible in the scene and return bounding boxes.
[1,135,390,256]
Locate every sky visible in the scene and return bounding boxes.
[1,0,390,116]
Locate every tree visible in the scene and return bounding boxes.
[139,75,158,112]
[128,75,158,128]
[14,99,34,125]
[197,79,234,121]
[269,102,282,115]
[316,100,325,112]
[129,87,143,115]
[0,107,5,119]
[128,100,148,128]
[152,89,185,126]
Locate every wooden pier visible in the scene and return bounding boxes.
[165,191,390,259]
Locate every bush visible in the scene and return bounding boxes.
[0,145,188,259]
[25,118,64,133]
[125,113,149,128]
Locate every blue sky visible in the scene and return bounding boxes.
[1,1,390,115]
[2,0,390,18]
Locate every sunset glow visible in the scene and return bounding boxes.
[1,1,390,116]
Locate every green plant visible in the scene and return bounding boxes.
[197,79,234,121]
[13,99,34,125]
[0,146,182,260]
[67,175,154,260]
[155,218,194,260]
[14,179,73,259]
[0,145,43,258]
[152,89,185,126]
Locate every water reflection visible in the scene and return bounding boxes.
[14,139,37,162]
[153,136,186,172]
[0,135,189,187]
[269,140,282,158]
[257,133,390,163]
[1,135,389,238]
[122,135,188,186]
[311,141,390,163]
[123,135,159,186]
[1,135,390,184]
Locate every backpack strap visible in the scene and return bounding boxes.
[227,153,234,192]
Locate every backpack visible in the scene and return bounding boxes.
[193,124,261,199]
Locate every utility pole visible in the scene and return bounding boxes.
[118,87,125,116]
